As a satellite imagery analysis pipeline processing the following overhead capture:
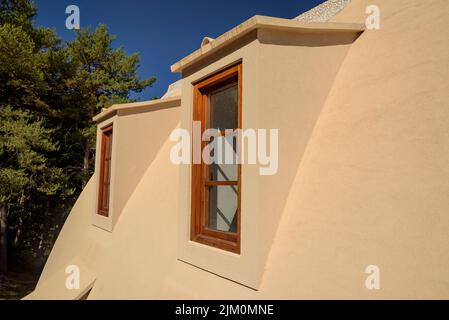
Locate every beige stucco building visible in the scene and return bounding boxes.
[26,0,449,299]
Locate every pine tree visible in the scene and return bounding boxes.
[0,21,71,274]
[0,1,155,283]
[0,106,70,274]
[65,24,155,187]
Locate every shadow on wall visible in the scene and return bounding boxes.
[258,29,362,47]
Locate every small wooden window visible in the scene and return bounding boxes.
[97,124,113,217]
[191,63,242,254]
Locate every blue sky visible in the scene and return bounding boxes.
[34,0,325,100]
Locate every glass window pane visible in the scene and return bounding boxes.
[103,160,110,184]
[210,163,238,182]
[208,185,238,233]
[105,131,113,160]
[103,188,109,209]
[209,83,238,130]
[208,135,238,181]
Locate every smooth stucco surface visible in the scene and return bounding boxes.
[177,27,360,289]
[27,0,449,299]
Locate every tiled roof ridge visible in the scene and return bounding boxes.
[294,0,351,22]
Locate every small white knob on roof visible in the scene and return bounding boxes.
[201,37,214,47]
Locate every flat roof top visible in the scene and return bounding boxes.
[171,15,365,73]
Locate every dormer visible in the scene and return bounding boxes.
[174,15,364,289]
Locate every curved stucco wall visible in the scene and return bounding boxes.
[89,0,449,299]
[26,103,181,299]
[29,0,449,299]
[260,0,449,298]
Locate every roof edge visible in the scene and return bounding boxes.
[92,95,181,123]
[170,15,365,73]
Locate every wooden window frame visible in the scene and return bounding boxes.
[97,124,113,217]
[191,63,242,254]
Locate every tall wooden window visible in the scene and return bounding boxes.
[98,125,113,217]
[191,63,242,254]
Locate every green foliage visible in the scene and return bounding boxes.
[0,23,47,111]
[0,0,36,33]
[55,24,156,188]
[0,105,71,204]
[68,24,155,107]
[0,0,155,286]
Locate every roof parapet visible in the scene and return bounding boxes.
[93,79,182,122]
[170,15,364,73]
[92,96,180,123]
